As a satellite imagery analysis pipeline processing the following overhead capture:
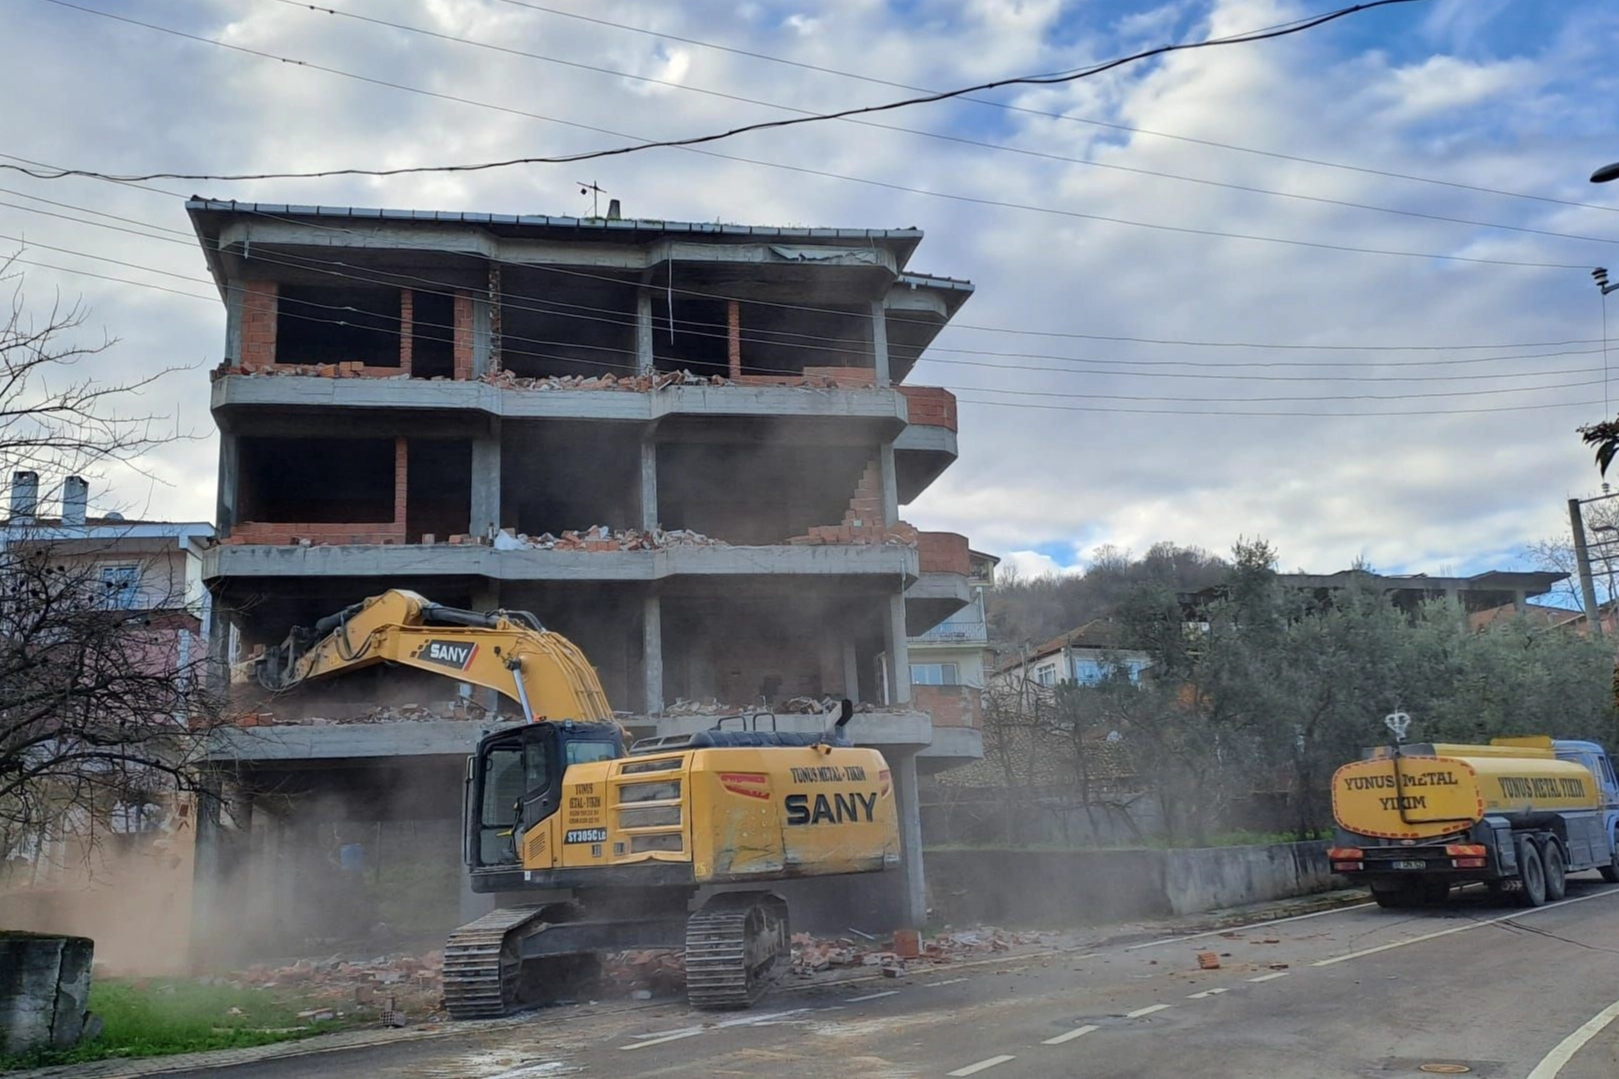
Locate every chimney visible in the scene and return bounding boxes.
[63,475,88,526]
[606,198,622,221]
[10,471,38,522]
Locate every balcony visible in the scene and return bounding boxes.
[894,386,958,503]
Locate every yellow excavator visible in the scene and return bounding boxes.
[253,589,901,1017]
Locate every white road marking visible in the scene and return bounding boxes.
[1526,997,1619,1079]
[619,1029,702,1051]
[1042,1024,1099,1045]
[1247,972,1291,983]
[948,1054,1017,1076]
[1125,1003,1172,1018]
[928,977,969,986]
[1126,900,1375,950]
[845,990,900,1003]
[1188,987,1229,999]
[1312,887,1619,967]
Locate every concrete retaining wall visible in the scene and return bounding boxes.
[0,932,94,1055]
[925,841,1339,927]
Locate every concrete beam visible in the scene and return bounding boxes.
[203,541,920,583]
[916,726,985,774]
[652,709,932,750]
[212,376,909,430]
[205,720,487,762]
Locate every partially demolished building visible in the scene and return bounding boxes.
[188,200,982,956]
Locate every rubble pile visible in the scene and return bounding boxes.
[232,951,445,1018]
[235,699,491,727]
[488,524,729,551]
[481,369,719,391]
[601,949,685,995]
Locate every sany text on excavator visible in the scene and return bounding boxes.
[253,589,901,1017]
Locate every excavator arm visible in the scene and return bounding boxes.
[253,588,612,723]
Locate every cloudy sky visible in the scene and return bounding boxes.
[3,0,1618,579]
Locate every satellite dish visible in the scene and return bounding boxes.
[105,511,125,521]
[1592,161,1619,184]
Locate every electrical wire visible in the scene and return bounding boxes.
[492,0,1619,219]
[24,0,1427,182]
[3,151,1607,355]
[23,5,1580,268]
[6,232,1602,416]
[3,197,1609,394]
[259,0,1617,250]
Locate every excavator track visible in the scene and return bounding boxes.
[684,892,789,1010]
[442,905,545,1020]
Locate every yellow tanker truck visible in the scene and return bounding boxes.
[1329,736,1619,908]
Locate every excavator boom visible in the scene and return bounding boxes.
[254,588,612,723]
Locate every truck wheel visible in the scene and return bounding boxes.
[1516,837,1547,908]
[1601,833,1619,884]
[1542,841,1567,902]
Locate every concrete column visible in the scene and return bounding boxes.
[216,431,239,535]
[471,294,494,377]
[643,594,664,716]
[189,775,225,971]
[639,436,658,531]
[636,291,654,374]
[884,593,911,705]
[878,444,900,525]
[842,638,861,703]
[225,283,245,364]
[205,595,231,697]
[891,751,927,926]
[471,422,501,540]
[870,299,890,387]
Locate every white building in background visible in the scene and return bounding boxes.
[991,619,1153,692]
[905,550,997,728]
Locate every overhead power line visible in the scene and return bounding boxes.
[25,0,1425,183]
[5,150,1606,354]
[492,0,1619,218]
[2,224,1603,415]
[258,0,1613,249]
[2,190,1609,389]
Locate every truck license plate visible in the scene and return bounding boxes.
[1391,860,1425,870]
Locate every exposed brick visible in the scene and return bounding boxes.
[917,531,971,576]
[398,289,414,375]
[240,280,278,370]
[898,385,958,432]
[453,291,475,380]
[913,683,982,729]
[727,299,741,379]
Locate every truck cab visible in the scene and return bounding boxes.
[1551,739,1619,843]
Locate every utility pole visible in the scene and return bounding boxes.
[1570,498,1604,637]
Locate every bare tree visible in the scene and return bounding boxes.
[0,261,213,874]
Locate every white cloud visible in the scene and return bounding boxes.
[0,0,1609,580]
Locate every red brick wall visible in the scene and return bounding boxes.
[917,531,970,575]
[913,683,982,728]
[454,291,474,379]
[224,437,410,546]
[240,280,277,370]
[899,386,958,432]
[727,299,742,378]
[399,289,414,375]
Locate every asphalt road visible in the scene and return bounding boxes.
[172,876,1619,1079]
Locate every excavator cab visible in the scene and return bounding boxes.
[465,720,624,884]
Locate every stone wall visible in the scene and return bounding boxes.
[925,841,1341,927]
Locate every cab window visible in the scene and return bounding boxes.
[566,740,619,767]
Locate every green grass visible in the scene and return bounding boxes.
[1,978,348,1072]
